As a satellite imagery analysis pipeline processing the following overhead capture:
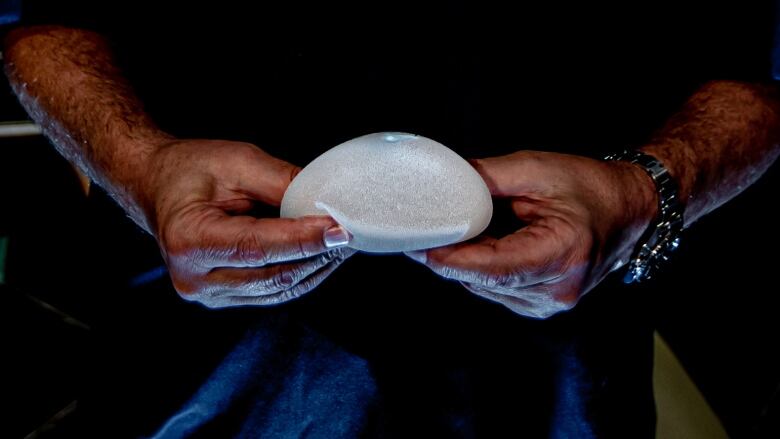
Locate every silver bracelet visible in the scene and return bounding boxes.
[604,150,684,283]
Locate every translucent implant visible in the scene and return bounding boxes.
[280,132,493,252]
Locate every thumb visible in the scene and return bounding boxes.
[240,147,302,206]
[470,152,546,198]
[469,156,521,197]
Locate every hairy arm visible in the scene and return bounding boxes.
[644,81,780,226]
[409,80,780,318]
[4,25,171,232]
[3,25,353,308]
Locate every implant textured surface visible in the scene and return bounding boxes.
[280,133,493,253]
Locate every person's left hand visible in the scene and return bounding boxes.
[406,150,659,319]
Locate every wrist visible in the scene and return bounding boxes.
[641,140,694,220]
[605,149,684,282]
[106,130,176,234]
[608,160,660,265]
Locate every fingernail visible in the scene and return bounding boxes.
[323,225,351,248]
[404,250,427,264]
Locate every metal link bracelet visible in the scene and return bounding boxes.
[604,150,684,283]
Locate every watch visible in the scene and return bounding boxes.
[604,149,684,283]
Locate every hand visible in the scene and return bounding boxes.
[139,139,355,308]
[406,150,658,319]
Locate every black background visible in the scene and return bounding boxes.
[2,1,780,437]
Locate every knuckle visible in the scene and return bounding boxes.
[160,224,190,260]
[547,288,580,314]
[161,229,210,272]
[515,287,579,319]
[268,270,296,291]
[325,248,345,260]
[484,270,512,288]
[170,274,198,296]
[284,264,338,300]
[158,212,215,270]
[235,231,268,266]
[279,286,306,303]
[170,272,227,307]
[212,142,257,167]
[554,294,578,311]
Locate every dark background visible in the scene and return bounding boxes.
[2,1,780,437]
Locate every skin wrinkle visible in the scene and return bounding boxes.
[223,255,347,307]
[161,209,212,269]
[196,250,351,306]
[4,26,355,308]
[413,87,780,317]
[6,26,780,317]
[234,226,270,267]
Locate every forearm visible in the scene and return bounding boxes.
[643,80,780,226]
[3,26,172,232]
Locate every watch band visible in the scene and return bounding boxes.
[604,149,684,283]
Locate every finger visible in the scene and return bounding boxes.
[463,282,536,314]
[461,282,563,319]
[233,146,302,206]
[407,224,567,288]
[471,151,568,199]
[462,280,555,306]
[219,255,347,307]
[194,213,352,267]
[205,248,354,297]
[469,155,530,197]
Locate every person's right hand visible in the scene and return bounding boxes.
[138,139,354,308]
